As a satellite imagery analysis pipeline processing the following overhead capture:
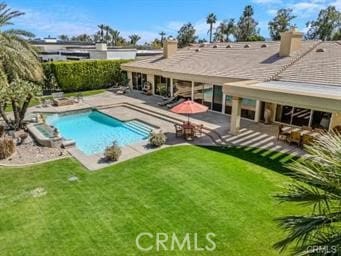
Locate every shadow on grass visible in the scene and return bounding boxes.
[202,145,299,176]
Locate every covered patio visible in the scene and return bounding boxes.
[224,80,341,135]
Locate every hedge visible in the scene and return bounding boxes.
[43,59,130,92]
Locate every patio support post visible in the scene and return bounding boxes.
[170,78,174,97]
[255,100,261,122]
[222,93,226,114]
[127,72,133,89]
[191,81,194,101]
[230,96,242,135]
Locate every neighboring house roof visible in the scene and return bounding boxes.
[276,41,341,86]
[122,40,341,86]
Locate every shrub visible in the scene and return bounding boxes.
[104,142,122,161]
[43,59,130,92]
[149,131,167,147]
[0,137,15,159]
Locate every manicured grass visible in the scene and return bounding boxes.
[5,89,106,112]
[0,146,302,255]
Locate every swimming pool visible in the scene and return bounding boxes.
[46,110,151,155]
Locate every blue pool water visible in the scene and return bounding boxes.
[46,110,150,155]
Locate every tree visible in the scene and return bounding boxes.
[159,31,166,45]
[151,38,162,49]
[103,25,111,43]
[0,3,43,130]
[306,6,341,41]
[97,24,105,42]
[71,34,92,42]
[58,34,69,41]
[274,132,341,255]
[214,19,235,42]
[177,22,197,48]
[235,5,261,41]
[109,28,120,46]
[332,28,341,40]
[129,34,141,46]
[206,13,217,43]
[268,8,296,40]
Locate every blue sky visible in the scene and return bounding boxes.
[6,0,341,42]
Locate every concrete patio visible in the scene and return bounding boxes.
[28,90,304,170]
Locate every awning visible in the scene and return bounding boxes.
[223,80,341,113]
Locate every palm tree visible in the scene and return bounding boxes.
[215,19,235,42]
[274,132,341,255]
[97,24,105,42]
[129,34,141,46]
[109,28,120,46]
[159,31,166,44]
[103,25,110,43]
[0,3,43,129]
[206,13,217,43]
[58,34,69,41]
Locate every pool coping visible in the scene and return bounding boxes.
[67,140,167,171]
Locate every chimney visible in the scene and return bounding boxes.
[279,28,303,57]
[96,42,107,51]
[163,39,178,58]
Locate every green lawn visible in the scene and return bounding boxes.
[5,89,106,112]
[0,146,302,255]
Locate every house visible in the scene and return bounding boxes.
[121,29,341,134]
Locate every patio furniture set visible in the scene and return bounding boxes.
[41,92,83,107]
[174,122,204,140]
[277,124,322,147]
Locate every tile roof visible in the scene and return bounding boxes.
[122,40,341,86]
[276,41,341,86]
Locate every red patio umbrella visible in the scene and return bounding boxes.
[170,100,208,122]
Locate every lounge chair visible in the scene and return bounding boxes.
[51,92,74,106]
[116,86,131,95]
[158,97,177,106]
[167,98,185,108]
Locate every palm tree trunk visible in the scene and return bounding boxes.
[19,96,31,129]
[210,24,213,43]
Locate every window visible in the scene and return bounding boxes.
[225,95,256,120]
[154,75,170,97]
[132,72,147,90]
[275,104,331,129]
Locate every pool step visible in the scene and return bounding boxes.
[129,120,153,132]
[124,121,151,137]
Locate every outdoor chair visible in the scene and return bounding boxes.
[277,124,289,142]
[193,124,204,137]
[51,92,74,106]
[333,125,341,134]
[174,124,183,137]
[301,134,315,147]
[302,126,312,131]
[287,131,301,146]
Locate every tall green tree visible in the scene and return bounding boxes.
[0,3,43,130]
[268,8,296,40]
[159,31,166,45]
[176,22,197,48]
[109,28,120,46]
[214,19,235,42]
[103,25,110,43]
[58,34,69,41]
[71,33,92,42]
[97,24,105,42]
[129,34,141,46]
[235,5,261,41]
[274,132,341,255]
[206,13,217,43]
[306,6,341,41]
